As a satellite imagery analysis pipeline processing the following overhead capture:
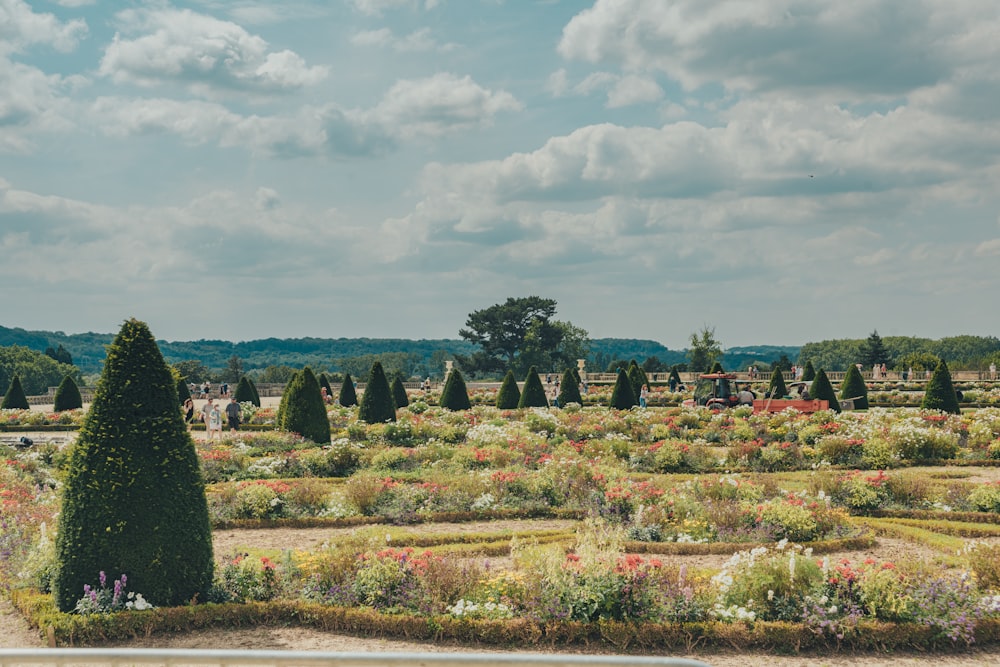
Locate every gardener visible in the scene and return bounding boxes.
[225,395,241,432]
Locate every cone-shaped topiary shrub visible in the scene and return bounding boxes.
[275,370,298,428]
[247,376,261,407]
[175,377,191,404]
[839,364,869,410]
[53,374,83,411]
[390,375,409,409]
[279,367,330,443]
[359,361,396,424]
[558,367,583,406]
[439,368,472,411]
[801,361,816,382]
[1,374,29,410]
[610,369,637,410]
[338,373,358,407]
[667,368,682,390]
[710,361,725,374]
[495,370,521,409]
[53,319,213,612]
[319,373,333,397]
[233,376,256,405]
[768,368,788,399]
[922,359,960,414]
[626,361,647,400]
[811,368,841,413]
[518,366,549,408]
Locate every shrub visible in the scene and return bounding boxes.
[801,361,816,382]
[609,369,637,410]
[966,482,1000,513]
[175,377,191,404]
[359,361,397,424]
[440,368,472,411]
[1,374,29,410]
[53,318,214,611]
[495,370,521,410]
[810,369,841,412]
[247,376,261,406]
[53,375,83,412]
[280,367,331,444]
[319,373,334,398]
[339,373,358,407]
[557,368,583,407]
[390,376,409,409]
[839,364,868,410]
[922,359,960,414]
[767,368,787,399]
[234,376,259,407]
[714,542,824,621]
[626,361,646,401]
[518,366,548,409]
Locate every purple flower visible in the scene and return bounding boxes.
[99,571,107,587]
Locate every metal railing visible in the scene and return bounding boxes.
[0,649,711,667]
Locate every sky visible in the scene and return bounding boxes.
[2,0,1000,349]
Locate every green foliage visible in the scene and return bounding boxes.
[390,376,409,409]
[359,362,397,424]
[53,318,213,612]
[279,367,331,443]
[45,344,73,365]
[810,369,841,412]
[767,368,787,399]
[839,364,869,410]
[609,369,637,410]
[439,368,472,411]
[234,376,259,407]
[319,373,333,397]
[667,368,682,389]
[922,359,960,414]
[175,377,191,404]
[709,361,724,374]
[859,330,892,367]
[275,370,298,428]
[248,376,261,406]
[336,352,422,383]
[495,370,521,410]
[53,375,83,412]
[1,374,29,409]
[626,361,646,400]
[558,368,583,406]
[339,373,358,407]
[688,326,722,373]
[517,366,548,408]
[0,344,78,396]
[801,360,816,382]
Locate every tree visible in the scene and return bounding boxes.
[274,370,298,430]
[319,373,334,398]
[626,361,647,400]
[1,374,29,409]
[171,360,209,384]
[257,365,298,384]
[801,361,816,382]
[45,344,73,365]
[359,361,396,424]
[495,370,521,409]
[53,319,213,611]
[518,366,549,408]
[248,376,261,407]
[772,354,792,372]
[922,359,960,414]
[688,326,722,373]
[338,373,358,407]
[221,355,244,384]
[176,377,191,404]
[558,368,583,406]
[439,368,472,411]
[279,367,330,443]
[53,374,83,411]
[839,364,869,410]
[0,344,78,395]
[390,375,409,409]
[609,368,637,410]
[810,369,841,413]
[767,368,788,399]
[234,376,258,406]
[459,297,588,376]
[641,356,668,373]
[667,368,683,391]
[859,330,891,368]
[709,361,725,374]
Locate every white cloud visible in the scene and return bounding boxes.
[974,239,1000,257]
[606,74,663,108]
[351,27,456,52]
[546,68,569,97]
[349,0,440,16]
[0,59,76,153]
[0,0,87,55]
[98,7,327,94]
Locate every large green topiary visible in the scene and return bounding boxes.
[495,370,521,409]
[279,367,330,443]
[768,368,788,399]
[626,361,647,401]
[175,377,191,404]
[359,361,397,424]
[609,368,637,410]
[53,319,213,611]
[319,373,333,398]
[839,364,869,410]
[922,359,960,414]
[810,368,841,413]
[233,376,257,406]
[1,374,29,410]
[53,374,83,411]
[709,361,725,374]
[667,368,682,390]
[338,373,358,407]
[247,376,261,406]
[801,361,816,382]
[558,367,583,406]
[439,368,472,411]
[275,370,298,428]
[518,366,549,408]
[390,375,409,409]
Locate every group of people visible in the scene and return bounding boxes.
[182,396,241,440]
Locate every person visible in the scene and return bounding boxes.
[639,384,649,408]
[183,398,195,427]
[321,387,330,403]
[549,386,559,408]
[880,363,887,379]
[225,396,241,432]
[738,386,755,406]
[797,384,810,400]
[423,377,431,393]
[907,367,913,382]
[207,401,223,440]
[991,363,997,381]
[872,364,880,380]
[221,382,229,398]
[925,368,931,379]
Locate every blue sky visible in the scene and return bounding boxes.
[3,0,1000,349]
